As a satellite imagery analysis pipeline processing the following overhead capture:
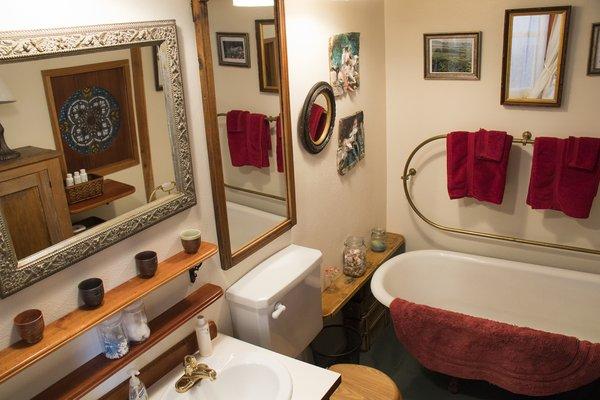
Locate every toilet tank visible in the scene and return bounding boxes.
[226,244,323,357]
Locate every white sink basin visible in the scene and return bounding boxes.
[160,352,293,400]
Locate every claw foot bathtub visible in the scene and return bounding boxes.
[371,250,600,396]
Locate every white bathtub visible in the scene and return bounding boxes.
[371,250,600,343]
[227,201,286,252]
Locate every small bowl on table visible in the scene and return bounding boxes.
[78,278,105,308]
[180,229,202,254]
[14,309,45,345]
[135,251,158,279]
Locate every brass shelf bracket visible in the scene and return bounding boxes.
[402,131,600,256]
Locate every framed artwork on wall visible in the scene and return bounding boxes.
[424,32,481,80]
[42,59,140,176]
[329,32,360,97]
[589,23,600,75]
[216,32,251,68]
[337,111,365,176]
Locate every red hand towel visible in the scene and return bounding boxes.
[246,113,270,169]
[276,117,284,173]
[527,137,600,219]
[476,129,508,162]
[447,130,513,204]
[391,298,600,397]
[308,104,328,141]
[567,136,600,171]
[226,110,249,167]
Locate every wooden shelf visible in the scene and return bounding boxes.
[322,233,405,317]
[33,284,223,400]
[0,242,218,384]
[68,179,136,214]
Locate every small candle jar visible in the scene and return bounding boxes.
[343,236,367,278]
[122,301,151,343]
[98,313,129,359]
[370,228,387,252]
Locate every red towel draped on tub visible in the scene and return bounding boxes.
[447,129,513,204]
[390,298,600,397]
[527,136,600,219]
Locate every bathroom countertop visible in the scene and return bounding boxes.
[147,333,341,400]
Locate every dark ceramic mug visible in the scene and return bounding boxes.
[14,309,45,344]
[135,251,158,278]
[78,278,104,308]
[180,229,202,254]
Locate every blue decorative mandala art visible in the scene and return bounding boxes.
[59,86,121,154]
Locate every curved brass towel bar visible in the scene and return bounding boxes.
[401,131,600,256]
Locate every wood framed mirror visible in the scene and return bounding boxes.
[299,81,336,154]
[192,0,296,270]
[501,6,571,107]
[0,21,196,297]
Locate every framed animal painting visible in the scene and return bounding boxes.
[42,60,139,176]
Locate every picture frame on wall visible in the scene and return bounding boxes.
[589,23,600,75]
[42,60,140,176]
[424,32,481,80]
[216,32,251,68]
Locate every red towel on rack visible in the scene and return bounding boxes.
[309,104,328,141]
[276,117,284,173]
[527,137,600,219]
[390,298,600,397]
[226,110,250,167]
[447,129,513,204]
[246,113,270,168]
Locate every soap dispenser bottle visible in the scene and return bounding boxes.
[128,370,148,400]
[195,315,213,357]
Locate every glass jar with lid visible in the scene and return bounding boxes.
[98,313,129,359]
[343,236,367,277]
[122,301,151,343]
[370,228,387,252]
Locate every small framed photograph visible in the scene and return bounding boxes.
[216,32,251,68]
[588,23,600,75]
[424,32,481,80]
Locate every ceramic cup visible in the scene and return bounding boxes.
[135,251,158,278]
[180,229,202,254]
[14,309,45,344]
[78,278,105,308]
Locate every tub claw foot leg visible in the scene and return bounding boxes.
[448,377,460,394]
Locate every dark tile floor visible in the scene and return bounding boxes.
[360,324,600,400]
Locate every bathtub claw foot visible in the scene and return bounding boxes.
[448,377,460,394]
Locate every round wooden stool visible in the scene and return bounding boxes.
[329,364,402,400]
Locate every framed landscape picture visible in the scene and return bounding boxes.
[424,32,481,80]
[589,23,600,75]
[216,32,251,68]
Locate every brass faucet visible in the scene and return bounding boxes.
[175,355,217,393]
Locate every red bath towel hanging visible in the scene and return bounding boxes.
[527,136,600,218]
[447,129,513,204]
[390,298,600,397]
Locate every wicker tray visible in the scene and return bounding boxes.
[65,174,104,204]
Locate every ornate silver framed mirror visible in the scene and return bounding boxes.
[0,21,195,297]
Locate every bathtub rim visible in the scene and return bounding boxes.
[371,249,600,309]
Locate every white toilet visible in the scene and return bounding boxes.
[226,244,323,357]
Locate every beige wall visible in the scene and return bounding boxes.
[288,0,387,269]
[385,0,600,272]
[0,0,387,398]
